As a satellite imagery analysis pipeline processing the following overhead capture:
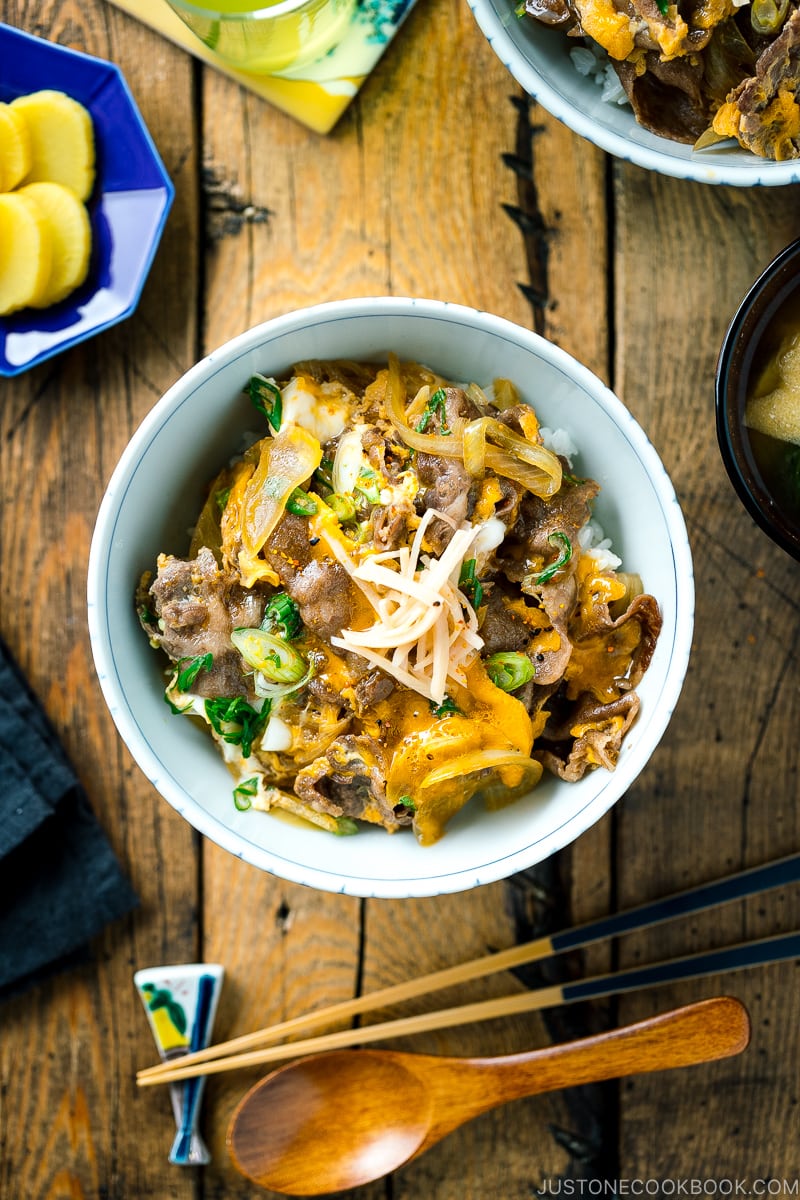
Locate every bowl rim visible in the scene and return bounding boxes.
[466,0,800,187]
[88,296,695,896]
[715,238,800,563]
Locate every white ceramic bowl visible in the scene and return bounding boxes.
[88,297,694,897]
[467,0,800,186]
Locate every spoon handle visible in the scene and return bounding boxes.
[417,996,749,1153]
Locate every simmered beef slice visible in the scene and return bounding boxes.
[414,387,483,553]
[613,54,709,143]
[571,591,663,690]
[415,451,477,548]
[535,692,640,782]
[263,512,357,641]
[372,502,410,552]
[497,478,599,581]
[145,546,264,698]
[294,734,409,831]
[719,10,800,159]
[284,560,355,642]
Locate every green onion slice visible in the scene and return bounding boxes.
[534,531,573,585]
[327,493,358,522]
[459,558,484,609]
[233,776,260,811]
[416,387,451,435]
[285,488,318,517]
[262,592,303,641]
[204,696,270,759]
[232,627,308,684]
[247,373,282,432]
[175,652,213,692]
[485,651,535,692]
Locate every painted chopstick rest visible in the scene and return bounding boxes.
[134,963,224,1165]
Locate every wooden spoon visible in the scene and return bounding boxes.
[227,995,750,1195]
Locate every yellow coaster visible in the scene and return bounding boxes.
[107,0,417,134]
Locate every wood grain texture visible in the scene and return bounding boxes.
[0,4,200,1199]
[613,168,800,1178]
[2,0,799,1194]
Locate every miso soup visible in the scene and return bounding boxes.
[744,291,800,524]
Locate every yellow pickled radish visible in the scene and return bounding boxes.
[0,192,53,315]
[10,89,95,201]
[0,102,31,192]
[17,182,91,306]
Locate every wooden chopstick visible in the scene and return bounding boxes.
[137,851,800,1084]
[137,928,800,1085]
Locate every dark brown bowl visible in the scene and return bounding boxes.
[716,238,800,564]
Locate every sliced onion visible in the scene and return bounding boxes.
[418,748,542,791]
[384,354,465,457]
[485,446,562,497]
[462,417,489,477]
[386,356,561,498]
[332,426,367,495]
[241,424,322,560]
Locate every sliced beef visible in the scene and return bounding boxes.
[263,511,316,575]
[264,512,357,641]
[571,590,663,690]
[351,668,395,713]
[498,478,600,583]
[413,388,483,551]
[535,692,640,782]
[146,546,264,698]
[479,587,532,655]
[415,453,477,553]
[613,53,709,143]
[286,560,355,642]
[293,734,409,831]
[372,502,411,552]
[718,9,800,159]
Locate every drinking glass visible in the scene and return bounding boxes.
[165,0,357,74]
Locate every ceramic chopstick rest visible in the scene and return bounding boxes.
[134,962,224,1165]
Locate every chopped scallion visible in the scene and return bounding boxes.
[485,651,535,692]
[204,696,270,759]
[233,776,260,811]
[416,386,451,434]
[247,373,282,432]
[176,652,213,692]
[232,627,308,684]
[286,488,318,517]
[534,531,573,585]
[262,592,302,641]
[459,558,484,609]
[327,492,358,522]
[430,696,463,718]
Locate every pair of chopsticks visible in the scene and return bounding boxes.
[137,851,800,1087]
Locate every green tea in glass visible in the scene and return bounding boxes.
[166,0,357,74]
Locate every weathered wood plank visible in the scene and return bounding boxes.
[613,168,800,1179]
[0,4,201,1197]
[193,0,611,1195]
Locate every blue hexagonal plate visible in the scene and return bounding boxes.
[0,23,175,376]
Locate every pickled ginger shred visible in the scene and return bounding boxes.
[330,508,484,704]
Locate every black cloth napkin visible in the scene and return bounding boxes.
[0,634,138,1003]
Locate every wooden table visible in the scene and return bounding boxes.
[2,1,799,1195]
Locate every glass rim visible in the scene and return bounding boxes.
[168,0,319,20]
